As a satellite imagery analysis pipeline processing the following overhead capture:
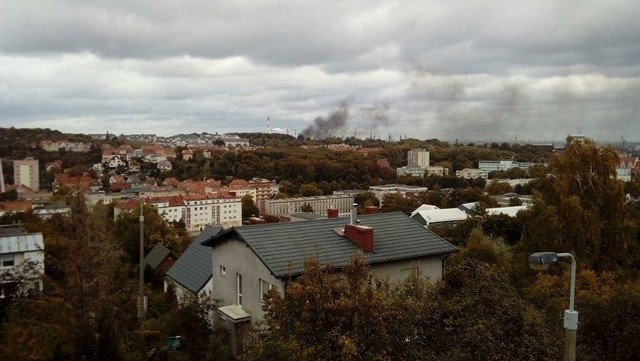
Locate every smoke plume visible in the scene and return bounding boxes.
[363,100,391,128]
[302,101,349,139]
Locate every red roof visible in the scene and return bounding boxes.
[229,179,249,187]
[0,201,32,212]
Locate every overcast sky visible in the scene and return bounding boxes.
[1,1,639,142]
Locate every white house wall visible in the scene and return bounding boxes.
[370,256,445,283]
[211,238,284,321]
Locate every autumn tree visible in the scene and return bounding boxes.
[247,253,561,361]
[417,258,561,361]
[380,193,414,214]
[485,180,513,195]
[0,202,138,361]
[521,138,638,269]
[246,256,417,361]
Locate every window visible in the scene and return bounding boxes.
[219,265,226,276]
[400,266,419,280]
[236,273,243,305]
[0,254,15,268]
[260,279,278,302]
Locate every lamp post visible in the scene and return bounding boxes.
[528,252,578,361]
[139,199,145,318]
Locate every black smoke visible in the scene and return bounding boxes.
[302,101,349,139]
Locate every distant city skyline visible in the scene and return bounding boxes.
[1,1,639,142]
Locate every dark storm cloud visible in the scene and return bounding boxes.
[0,1,639,140]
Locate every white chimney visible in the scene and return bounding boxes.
[350,203,358,225]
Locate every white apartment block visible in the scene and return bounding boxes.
[260,195,354,216]
[407,149,430,168]
[396,166,426,177]
[425,166,449,177]
[456,168,489,180]
[146,196,186,224]
[184,194,242,230]
[13,157,39,191]
[369,184,429,206]
[478,160,536,173]
[115,194,242,232]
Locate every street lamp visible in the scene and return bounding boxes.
[528,252,578,361]
[139,199,145,318]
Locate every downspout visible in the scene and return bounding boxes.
[441,253,450,277]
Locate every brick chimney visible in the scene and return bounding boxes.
[363,205,378,214]
[327,208,339,218]
[344,224,374,252]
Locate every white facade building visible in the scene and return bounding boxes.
[0,226,45,295]
[13,157,39,191]
[369,184,429,206]
[407,149,430,168]
[478,160,536,173]
[260,195,354,216]
[396,166,426,177]
[184,194,242,230]
[456,168,489,179]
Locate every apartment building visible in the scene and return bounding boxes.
[478,160,536,173]
[456,168,489,179]
[369,184,429,206]
[407,149,430,168]
[259,194,354,217]
[13,157,39,191]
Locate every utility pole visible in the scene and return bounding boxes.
[139,199,145,318]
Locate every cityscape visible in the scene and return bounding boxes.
[1,126,639,360]
[1,0,640,360]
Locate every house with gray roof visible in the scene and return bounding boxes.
[164,225,222,301]
[0,225,45,296]
[201,210,456,324]
[143,244,175,272]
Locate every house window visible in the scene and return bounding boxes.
[400,266,419,280]
[236,273,243,305]
[220,265,226,276]
[260,279,278,302]
[0,254,15,268]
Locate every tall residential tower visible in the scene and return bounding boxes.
[407,148,430,168]
[13,157,39,191]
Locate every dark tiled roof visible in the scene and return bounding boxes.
[410,213,427,226]
[165,225,223,293]
[143,244,172,270]
[203,212,456,278]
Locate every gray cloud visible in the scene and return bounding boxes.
[0,1,639,141]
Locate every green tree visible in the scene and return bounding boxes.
[354,191,379,209]
[242,194,260,220]
[298,183,322,197]
[278,180,297,196]
[300,202,313,213]
[115,204,188,264]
